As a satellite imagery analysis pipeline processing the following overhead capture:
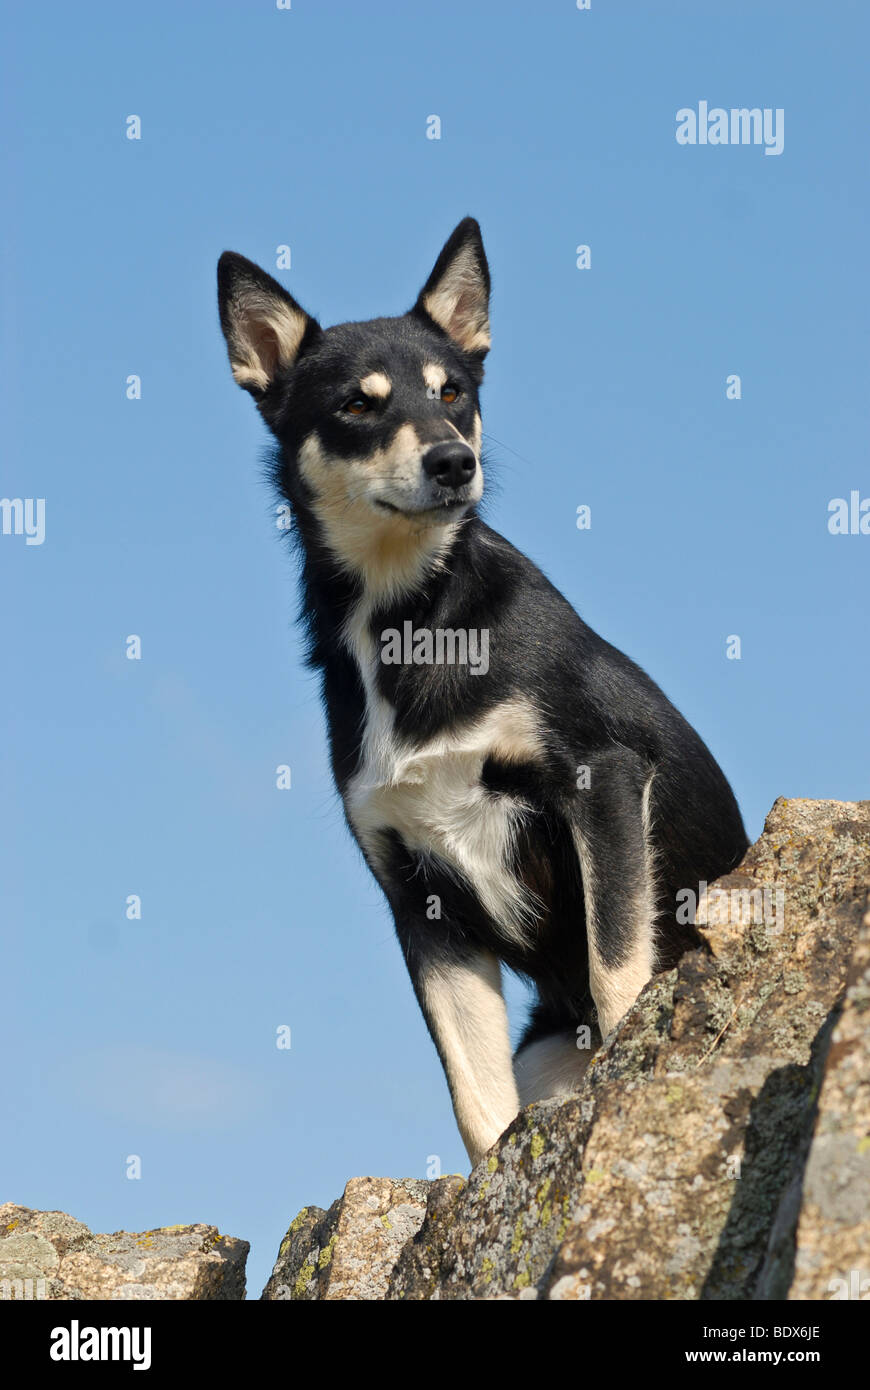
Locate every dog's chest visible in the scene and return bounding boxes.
[341,608,541,940]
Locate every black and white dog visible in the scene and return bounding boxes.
[217,220,748,1165]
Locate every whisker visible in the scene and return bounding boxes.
[482,430,537,470]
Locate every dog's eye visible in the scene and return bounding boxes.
[441,383,461,404]
[343,396,370,415]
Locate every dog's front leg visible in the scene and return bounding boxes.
[397,927,520,1167]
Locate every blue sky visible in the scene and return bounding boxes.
[2,0,867,1297]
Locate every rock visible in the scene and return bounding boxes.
[261,1176,443,1300]
[783,898,870,1300]
[0,1207,248,1300]
[266,797,870,1301]
[7,799,866,1302]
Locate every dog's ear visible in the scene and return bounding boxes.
[413,218,491,358]
[217,252,320,398]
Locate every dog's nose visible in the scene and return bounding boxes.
[421,441,476,490]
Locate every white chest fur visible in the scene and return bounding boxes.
[342,603,544,944]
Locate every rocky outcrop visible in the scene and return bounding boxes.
[779,898,870,1300]
[0,1208,248,1300]
[5,799,866,1302]
[260,1177,455,1300]
[263,798,870,1301]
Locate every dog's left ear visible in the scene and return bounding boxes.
[413,218,491,359]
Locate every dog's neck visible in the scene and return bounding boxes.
[290,492,474,671]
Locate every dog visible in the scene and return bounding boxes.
[217,219,748,1165]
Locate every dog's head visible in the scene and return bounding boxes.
[217,219,490,590]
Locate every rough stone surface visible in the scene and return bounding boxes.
[0,1207,248,1300]
[6,800,865,1302]
[261,1177,438,1300]
[265,798,870,1301]
[785,898,870,1300]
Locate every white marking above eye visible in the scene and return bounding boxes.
[359,371,392,399]
[423,363,448,395]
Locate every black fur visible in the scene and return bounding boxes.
[217,219,748,1143]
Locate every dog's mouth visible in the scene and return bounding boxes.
[374,497,472,520]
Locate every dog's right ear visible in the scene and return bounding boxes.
[217,252,320,399]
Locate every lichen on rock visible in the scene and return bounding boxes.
[0,1209,248,1300]
[264,798,870,1302]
